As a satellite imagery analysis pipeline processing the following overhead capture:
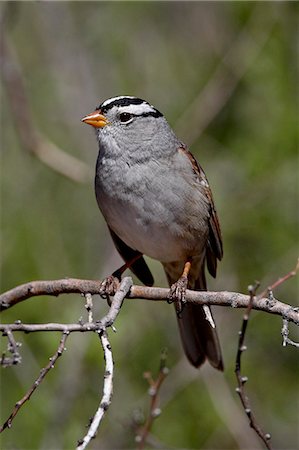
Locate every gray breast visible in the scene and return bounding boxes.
[95,147,210,262]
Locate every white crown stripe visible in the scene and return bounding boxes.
[101,96,137,107]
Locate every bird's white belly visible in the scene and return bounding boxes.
[112,209,186,262]
[98,192,205,263]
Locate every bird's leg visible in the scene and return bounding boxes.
[99,253,142,301]
[168,259,192,315]
[112,252,142,280]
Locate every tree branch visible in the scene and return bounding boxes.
[0,266,297,448]
[1,279,298,325]
[0,278,132,439]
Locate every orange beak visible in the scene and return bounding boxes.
[81,110,109,128]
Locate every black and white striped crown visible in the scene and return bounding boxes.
[97,96,163,119]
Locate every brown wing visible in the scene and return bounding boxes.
[179,145,223,278]
[173,146,224,370]
[109,227,154,286]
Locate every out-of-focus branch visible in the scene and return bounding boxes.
[1,278,298,325]
[0,332,68,433]
[0,32,93,183]
[175,4,275,145]
[135,350,169,450]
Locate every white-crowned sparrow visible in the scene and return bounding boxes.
[82,96,223,370]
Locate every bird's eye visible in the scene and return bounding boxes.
[119,112,133,123]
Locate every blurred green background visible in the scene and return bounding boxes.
[1,2,298,449]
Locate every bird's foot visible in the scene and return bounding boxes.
[99,275,120,305]
[168,276,188,316]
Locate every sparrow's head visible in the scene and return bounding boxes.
[82,96,177,152]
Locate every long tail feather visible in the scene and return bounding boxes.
[163,260,223,370]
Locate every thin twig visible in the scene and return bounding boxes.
[0,322,106,333]
[260,258,299,298]
[76,330,113,450]
[84,293,93,323]
[76,277,132,450]
[260,260,299,348]
[136,350,169,450]
[235,283,272,449]
[281,318,299,348]
[0,332,68,433]
[1,278,298,325]
[0,329,22,367]
[234,261,299,447]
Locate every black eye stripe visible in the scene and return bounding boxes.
[139,110,163,118]
[118,110,163,123]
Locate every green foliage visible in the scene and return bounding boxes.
[1,2,298,449]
